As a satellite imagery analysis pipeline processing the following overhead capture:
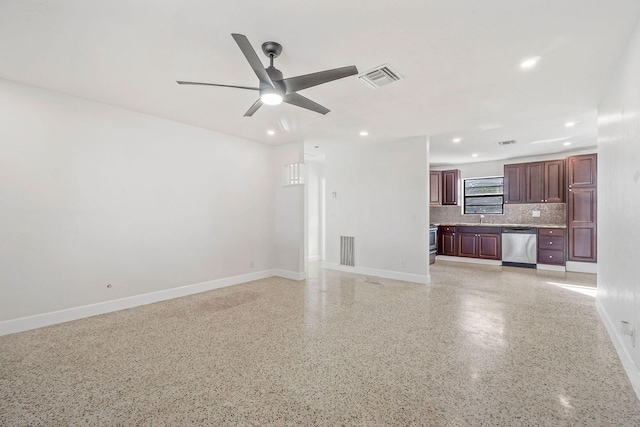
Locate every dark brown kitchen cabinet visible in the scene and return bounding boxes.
[504,163,525,204]
[457,231,478,257]
[537,228,565,265]
[505,159,564,204]
[567,153,597,263]
[568,154,597,187]
[525,162,544,203]
[441,169,460,205]
[544,160,565,203]
[437,226,457,256]
[567,188,597,262]
[456,226,501,260]
[478,234,501,259]
[430,171,442,206]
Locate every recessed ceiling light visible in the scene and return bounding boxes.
[563,141,572,146]
[360,131,369,136]
[453,138,462,143]
[471,153,479,157]
[267,130,275,135]
[529,136,570,145]
[520,56,541,68]
[314,145,320,149]
[565,121,576,127]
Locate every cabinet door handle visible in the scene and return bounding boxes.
[549,255,553,258]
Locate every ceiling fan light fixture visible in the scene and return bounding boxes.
[260,88,283,105]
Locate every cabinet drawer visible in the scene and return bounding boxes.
[538,249,565,265]
[538,236,564,249]
[538,228,565,236]
[440,226,455,232]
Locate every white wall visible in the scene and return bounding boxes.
[273,142,305,279]
[597,19,640,396]
[432,148,597,181]
[306,161,323,262]
[0,79,275,321]
[324,136,429,284]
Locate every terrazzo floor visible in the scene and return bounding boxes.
[1,261,640,426]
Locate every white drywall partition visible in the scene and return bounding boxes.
[597,19,640,398]
[324,136,429,284]
[273,142,305,280]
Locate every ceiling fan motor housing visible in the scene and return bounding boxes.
[262,41,282,58]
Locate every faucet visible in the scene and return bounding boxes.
[480,214,485,224]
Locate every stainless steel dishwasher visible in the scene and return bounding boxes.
[501,227,537,268]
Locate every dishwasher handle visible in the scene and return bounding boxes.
[501,227,536,234]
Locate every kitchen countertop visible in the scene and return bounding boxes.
[432,223,566,228]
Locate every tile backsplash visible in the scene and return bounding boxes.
[430,203,566,226]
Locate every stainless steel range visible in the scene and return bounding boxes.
[429,225,437,264]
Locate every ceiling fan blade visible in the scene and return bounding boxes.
[231,33,275,89]
[282,65,358,94]
[244,99,263,117]
[284,93,330,115]
[177,81,259,91]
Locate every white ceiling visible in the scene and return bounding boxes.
[2,1,639,165]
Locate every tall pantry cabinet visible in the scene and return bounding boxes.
[566,154,597,262]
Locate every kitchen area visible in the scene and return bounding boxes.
[429,152,597,273]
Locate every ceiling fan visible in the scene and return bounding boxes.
[177,33,359,117]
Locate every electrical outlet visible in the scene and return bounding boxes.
[532,210,541,217]
[401,260,406,267]
[250,260,255,268]
[621,321,636,347]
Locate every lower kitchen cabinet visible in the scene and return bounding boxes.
[438,226,457,256]
[456,226,501,260]
[478,234,501,259]
[537,228,565,265]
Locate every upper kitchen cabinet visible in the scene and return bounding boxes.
[567,154,597,188]
[504,163,525,204]
[441,169,460,205]
[430,169,459,206]
[544,159,565,203]
[504,159,565,204]
[525,162,544,203]
[430,171,442,206]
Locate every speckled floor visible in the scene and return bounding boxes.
[1,261,639,426]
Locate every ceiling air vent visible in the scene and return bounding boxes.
[359,64,402,88]
[497,140,517,146]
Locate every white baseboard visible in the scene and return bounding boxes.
[323,262,430,285]
[596,299,640,400]
[435,255,502,266]
[272,269,306,281]
[566,261,597,274]
[0,269,276,337]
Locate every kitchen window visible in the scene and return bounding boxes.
[464,177,504,214]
